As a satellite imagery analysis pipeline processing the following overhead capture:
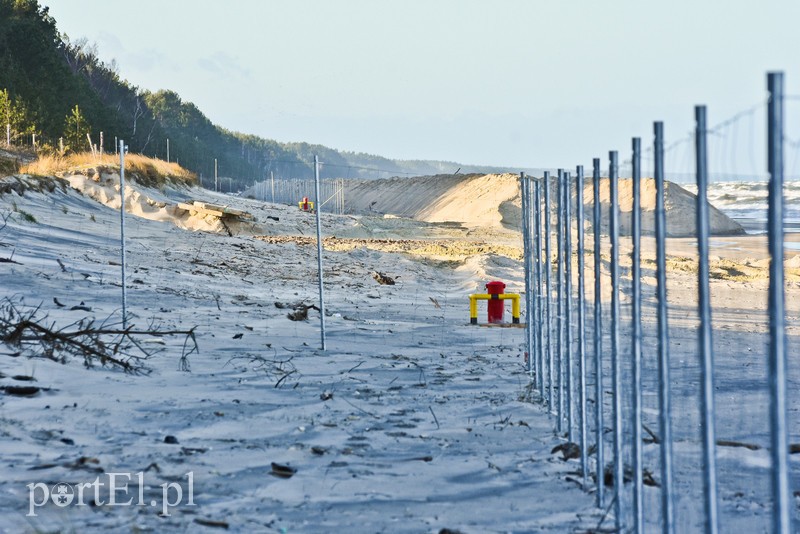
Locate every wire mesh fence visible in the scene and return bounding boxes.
[244,176,345,215]
[519,72,797,532]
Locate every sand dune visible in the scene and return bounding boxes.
[583,177,745,237]
[55,169,793,288]
[345,173,521,229]
[65,168,744,240]
[345,173,745,237]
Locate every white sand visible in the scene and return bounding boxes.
[0,169,797,532]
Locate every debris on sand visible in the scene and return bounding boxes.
[551,442,581,461]
[3,385,40,397]
[271,462,297,479]
[372,271,396,285]
[276,301,321,321]
[194,518,230,529]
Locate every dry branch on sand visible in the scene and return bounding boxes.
[226,353,299,388]
[0,298,198,373]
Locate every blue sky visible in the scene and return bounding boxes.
[42,0,800,170]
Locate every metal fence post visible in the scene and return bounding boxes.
[340,178,345,215]
[521,172,534,376]
[654,121,675,534]
[544,171,554,413]
[576,165,588,484]
[119,140,128,329]
[767,71,790,534]
[530,174,538,380]
[593,158,605,509]
[631,137,644,533]
[695,105,719,534]
[565,171,574,441]
[609,150,624,531]
[534,179,545,395]
[556,169,565,433]
[314,155,327,351]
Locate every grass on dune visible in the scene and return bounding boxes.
[20,152,197,187]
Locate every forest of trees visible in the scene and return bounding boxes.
[0,0,522,191]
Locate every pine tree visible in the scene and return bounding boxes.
[0,88,37,145]
[62,104,90,154]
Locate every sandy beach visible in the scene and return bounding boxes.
[0,169,798,531]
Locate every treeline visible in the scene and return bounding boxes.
[0,0,312,190]
[0,0,522,191]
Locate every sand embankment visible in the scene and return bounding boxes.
[61,170,262,235]
[583,178,744,237]
[62,168,744,240]
[345,173,521,230]
[345,174,745,237]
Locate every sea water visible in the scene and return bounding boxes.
[682,179,800,235]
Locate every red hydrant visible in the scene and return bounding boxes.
[485,280,506,324]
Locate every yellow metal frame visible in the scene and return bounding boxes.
[298,200,315,211]
[469,293,520,324]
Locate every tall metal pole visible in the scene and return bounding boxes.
[556,169,565,433]
[695,105,719,534]
[271,171,275,203]
[631,137,644,533]
[314,155,327,351]
[528,175,538,380]
[609,150,623,532]
[592,158,605,509]
[214,159,218,192]
[534,179,545,395]
[167,138,170,163]
[654,121,675,534]
[544,171,554,413]
[119,140,128,329]
[564,171,574,441]
[576,165,588,485]
[767,71,790,534]
[521,172,534,376]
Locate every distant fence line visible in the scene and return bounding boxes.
[520,72,793,533]
[245,176,345,215]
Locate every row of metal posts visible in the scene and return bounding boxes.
[518,72,791,532]
[250,177,345,214]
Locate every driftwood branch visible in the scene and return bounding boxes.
[226,352,299,388]
[0,298,197,373]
